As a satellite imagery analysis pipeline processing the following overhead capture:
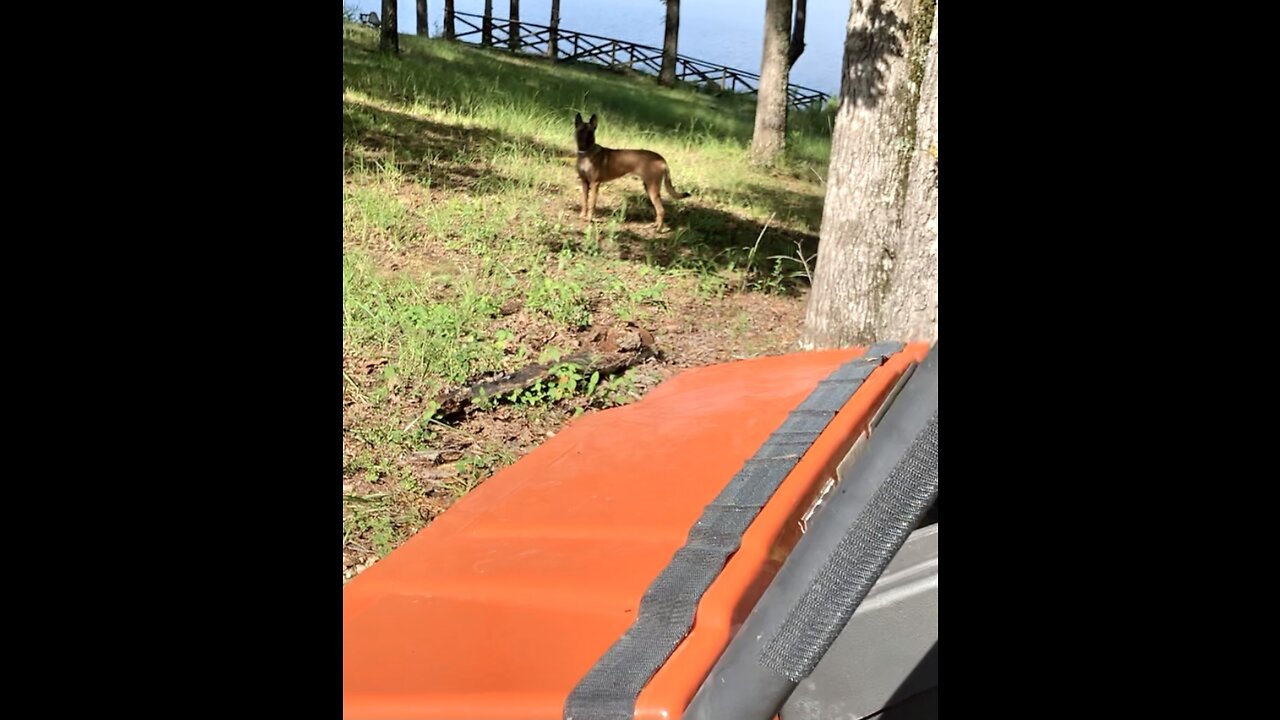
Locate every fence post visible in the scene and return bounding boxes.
[508,6,520,51]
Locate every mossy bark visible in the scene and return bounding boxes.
[882,6,938,342]
[802,0,937,347]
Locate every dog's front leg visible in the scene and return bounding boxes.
[587,183,600,222]
[580,180,590,220]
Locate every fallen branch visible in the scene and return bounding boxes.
[433,329,657,420]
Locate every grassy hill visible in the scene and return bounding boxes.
[342,25,835,581]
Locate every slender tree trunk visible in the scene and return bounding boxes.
[787,0,808,68]
[444,0,455,40]
[416,0,427,36]
[881,7,938,342]
[380,0,399,53]
[801,0,936,347]
[548,0,561,58]
[482,0,493,46]
[508,1,520,51]
[750,0,792,164]
[659,0,680,87]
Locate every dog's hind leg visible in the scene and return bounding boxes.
[646,180,665,231]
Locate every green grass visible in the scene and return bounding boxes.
[342,25,833,578]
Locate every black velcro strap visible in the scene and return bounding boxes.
[760,411,939,681]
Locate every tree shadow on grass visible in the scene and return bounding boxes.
[343,98,566,194]
[558,190,819,296]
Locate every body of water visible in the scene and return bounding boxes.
[346,0,850,95]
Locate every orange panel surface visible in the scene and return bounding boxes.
[343,346,926,720]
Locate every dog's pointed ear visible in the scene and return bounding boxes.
[574,112,583,127]
[588,114,598,129]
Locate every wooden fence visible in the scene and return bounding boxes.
[446,11,831,111]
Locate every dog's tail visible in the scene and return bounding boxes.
[664,166,691,199]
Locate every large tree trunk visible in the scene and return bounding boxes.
[750,0,792,165]
[801,0,936,347]
[880,7,938,342]
[380,0,399,53]
[508,1,521,51]
[788,0,808,68]
[548,0,561,58]
[659,0,680,87]
[444,0,455,40]
[416,0,427,36]
[482,0,493,46]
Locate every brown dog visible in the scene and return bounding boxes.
[574,113,690,231]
